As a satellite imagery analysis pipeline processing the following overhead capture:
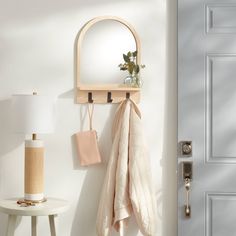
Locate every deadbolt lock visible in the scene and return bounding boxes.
[180,141,192,157]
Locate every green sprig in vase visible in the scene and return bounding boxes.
[118,51,145,88]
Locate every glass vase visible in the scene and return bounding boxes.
[124,75,143,88]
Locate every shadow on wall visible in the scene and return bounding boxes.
[0,99,23,236]
[70,101,162,235]
[70,165,106,236]
[69,102,142,235]
[0,0,122,25]
[70,104,116,235]
[62,19,122,234]
[70,164,140,236]
[0,99,23,158]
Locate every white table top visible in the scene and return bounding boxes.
[0,198,69,216]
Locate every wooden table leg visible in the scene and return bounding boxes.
[6,215,17,236]
[31,216,37,236]
[49,215,56,236]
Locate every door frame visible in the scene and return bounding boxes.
[162,0,178,236]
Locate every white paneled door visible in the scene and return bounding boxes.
[178,1,236,235]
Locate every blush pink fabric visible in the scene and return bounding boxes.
[75,130,101,166]
[75,104,102,166]
[96,99,157,236]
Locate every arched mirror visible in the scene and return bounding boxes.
[80,20,136,84]
[76,16,141,104]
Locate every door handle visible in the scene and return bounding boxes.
[183,162,192,218]
[184,177,191,217]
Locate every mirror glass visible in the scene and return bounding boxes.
[79,20,136,84]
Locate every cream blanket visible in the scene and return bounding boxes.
[96,99,157,236]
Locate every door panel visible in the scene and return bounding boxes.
[208,55,236,160]
[206,193,236,236]
[206,4,236,33]
[178,0,236,235]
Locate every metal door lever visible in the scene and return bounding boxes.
[184,177,191,217]
[182,162,192,218]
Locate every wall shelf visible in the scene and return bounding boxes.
[75,16,141,104]
[78,84,140,91]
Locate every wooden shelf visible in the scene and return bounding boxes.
[75,16,141,104]
[78,84,140,92]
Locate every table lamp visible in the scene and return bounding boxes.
[12,92,55,204]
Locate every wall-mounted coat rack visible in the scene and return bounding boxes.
[75,16,141,104]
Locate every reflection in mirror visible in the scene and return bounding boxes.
[80,20,136,85]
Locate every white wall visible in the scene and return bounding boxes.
[0,0,178,235]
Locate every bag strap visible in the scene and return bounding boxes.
[87,103,94,130]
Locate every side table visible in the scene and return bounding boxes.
[0,198,69,236]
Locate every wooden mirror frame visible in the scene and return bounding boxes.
[76,16,141,103]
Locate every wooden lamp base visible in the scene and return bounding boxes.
[24,140,45,203]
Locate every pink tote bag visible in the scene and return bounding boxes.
[75,104,102,166]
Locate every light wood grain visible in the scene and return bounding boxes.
[25,147,44,194]
[78,84,140,91]
[76,16,141,104]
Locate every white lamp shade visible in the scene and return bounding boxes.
[12,94,56,134]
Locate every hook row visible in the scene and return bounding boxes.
[87,92,131,103]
